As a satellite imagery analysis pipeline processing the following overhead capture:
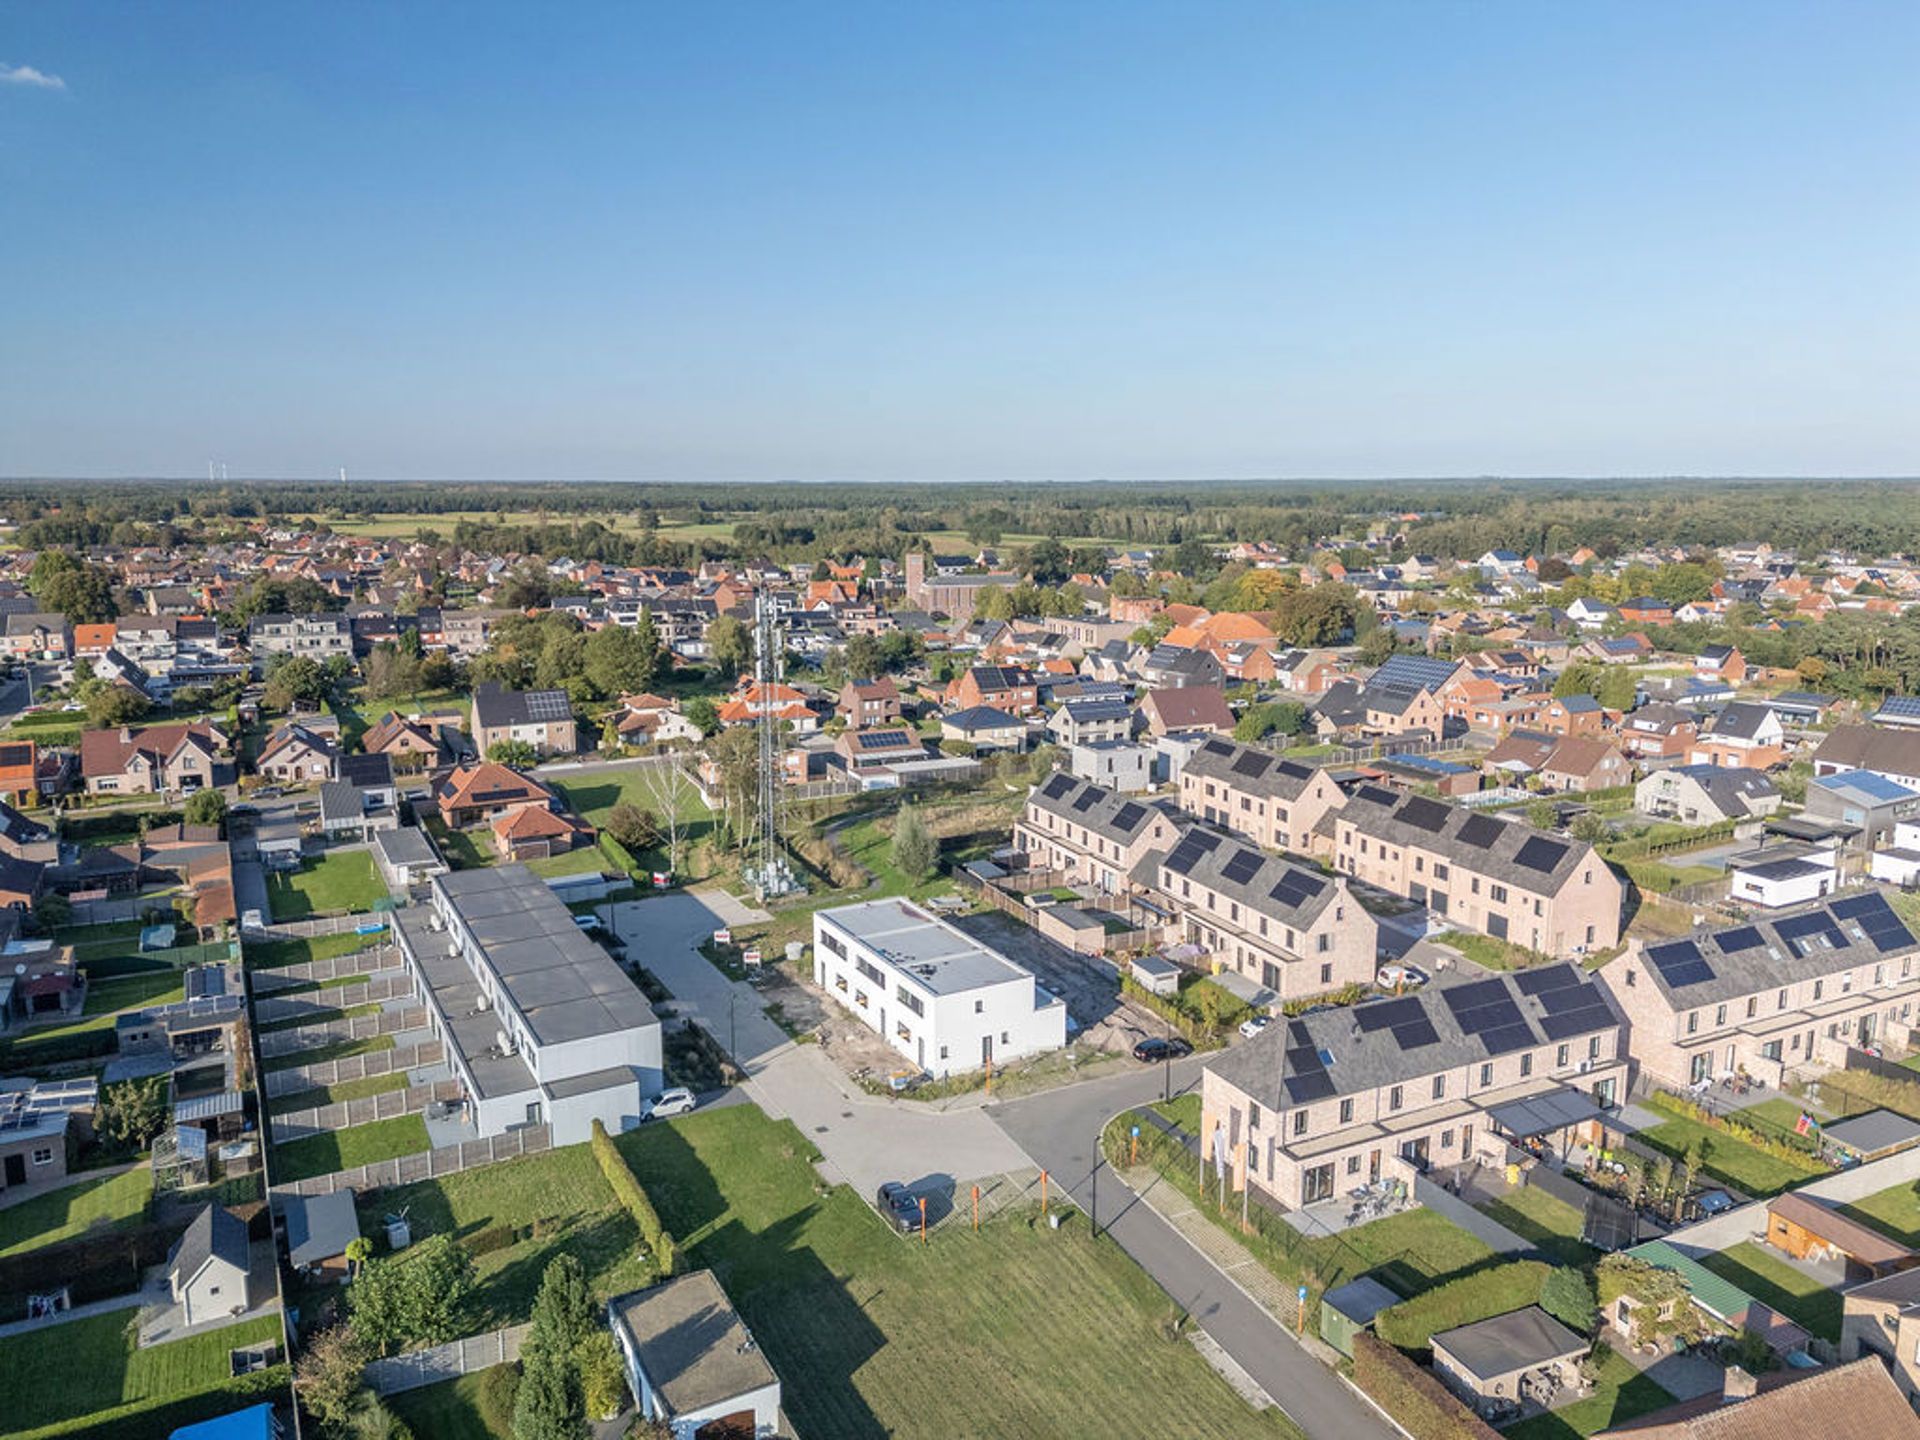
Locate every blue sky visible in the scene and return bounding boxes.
[2,3,1914,481]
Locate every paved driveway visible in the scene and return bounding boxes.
[601,892,1029,1197]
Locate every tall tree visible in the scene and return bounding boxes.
[707,615,753,677]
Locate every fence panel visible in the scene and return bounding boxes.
[256,1005,427,1058]
[271,1081,463,1144]
[250,946,404,992]
[364,1324,531,1395]
[269,1125,552,1199]
[262,1039,447,1096]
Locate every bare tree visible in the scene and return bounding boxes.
[638,754,697,875]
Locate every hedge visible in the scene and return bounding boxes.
[597,832,640,877]
[1644,1089,1828,1169]
[591,1119,678,1277]
[1352,1332,1500,1440]
[12,1367,291,1440]
[1374,1260,1550,1353]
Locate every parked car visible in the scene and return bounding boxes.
[254,785,283,799]
[1132,1036,1193,1063]
[876,1182,921,1232]
[1694,1189,1737,1217]
[1375,963,1429,991]
[1238,1015,1272,1039]
[640,1087,696,1121]
[572,913,602,933]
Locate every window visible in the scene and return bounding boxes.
[1490,883,1508,903]
[1316,933,1330,953]
[975,1000,985,1014]
[1293,1110,1308,1136]
[1441,1129,1454,1149]
[1687,1012,1698,1035]
[31,1147,53,1166]
[1389,1086,1403,1112]
[1249,1103,1261,1129]
[834,973,848,992]
[1346,1155,1361,1175]
[1434,863,1449,881]
[1778,988,1788,1010]
[1715,1004,1726,1026]
[1557,1044,1570,1067]
[1625,969,1636,988]
[821,931,846,959]
[1480,1063,1492,1087]
[1432,1075,1446,1100]
[1320,963,1332,984]
[1339,1098,1354,1124]
[1589,1035,1602,1060]
[1746,997,1756,1019]
[1814,980,1824,1000]
[856,958,884,985]
[897,986,925,1017]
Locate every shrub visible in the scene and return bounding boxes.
[1375,1260,1550,1353]
[597,831,640,878]
[1541,1266,1598,1334]
[463,1223,516,1259]
[591,1119,677,1277]
[1352,1332,1501,1440]
[477,1362,522,1435]
[1644,1089,1826,1168]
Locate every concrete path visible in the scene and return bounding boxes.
[602,892,1029,1197]
[990,1063,1400,1440]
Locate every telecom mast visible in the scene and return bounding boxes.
[747,588,799,900]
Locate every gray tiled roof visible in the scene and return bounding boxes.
[1028,773,1179,847]
[1338,787,1601,895]
[1180,737,1322,802]
[1636,893,1920,1008]
[1160,830,1339,929]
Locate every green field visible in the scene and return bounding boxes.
[342,1142,656,1332]
[1841,1179,1920,1247]
[1504,1346,1674,1440]
[0,1166,154,1258]
[615,1104,1299,1440]
[1635,1113,1826,1198]
[267,1071,411,1117]
[265,851,389,919]
[1698,1241,1843,1341]
[272,1113,430,1182]
[242,928,387,971]
[387,1369,505,1440]
[0,1310,283,1435]
[553,769,716,880]
[522,845,608,880]
[1475,1184,1600,1267]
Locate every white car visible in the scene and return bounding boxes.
[641,1087,696,1121]
[1375,963,1428,992]
[1238,1015,1272,1039]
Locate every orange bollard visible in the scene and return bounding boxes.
[1041,1169,1050,1217]
[972,1184,980,1232]
[918,1195,928,1246]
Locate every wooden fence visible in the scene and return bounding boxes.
[364,1324,530,1395]
[264,1039,447,1097]
[249,945,404,992]
[257,1004,428,1058]
[272,1080,462,1144]
[253,973,414,1025]
[269,1124,552,1199]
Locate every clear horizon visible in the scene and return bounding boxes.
[3,2,1915,481]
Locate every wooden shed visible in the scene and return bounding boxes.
[1765,1192,1917,1281]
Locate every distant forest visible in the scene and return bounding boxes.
[4,477,1920,569]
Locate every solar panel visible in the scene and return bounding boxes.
[1286,1021,1312,1046]
[1164,837,1209,876]
[1714,925,1764,953]
[1457,814,1505,850]
[1539,1008,1611,1041]
[526,690,572,720]
[1775,913,1831,941]
[1111,802,1146,832]
[1871,930,1914,954]
[1221,850,1264,886]
[1356,998,1423,1032]
[1514,967,1580,996]
[1071,790,1100,812]
[1480,1023,1536,1056]
[1392,1018,1440,1049]
[1879,695,1920,719]
[1443,979,1510,1013]
[1285,1072,1337,1103]
[1232,750,1273,779]
[1398,795,1452,833]
[1275,760,1313,780]
[1514,836,1569,874]
[1040,773,1075,800]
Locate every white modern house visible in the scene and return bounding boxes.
[393,865,662,1143]
[1727,843,1840,909]
[813,899,1067,1077]
[1872,820,1920,888]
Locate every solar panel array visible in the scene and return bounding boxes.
[1878,695,1920,720]
[1398,795,1452,833]
[1164,831,1222,876]
[1370,653,1459,694]
[1220,848,1264,886]
[1646,938,1715,989]
[1071,789,1100,813]
[1232,750,1273,779]
[1715,925,1764,953]
[1040,772,1075,801]
[1442,978,1536,1055]
[1351,997,1440,1051]
[1513,966,1579,996]
[1110,802,1147,832]
[1532,969,1615,1041]
[1268,867,1327,911]
[1775,909,1847,956]
[525,690,573,721]
[1457,813,1506,850]
[1283,1019,1337,1103]
[1513,835,1570,874]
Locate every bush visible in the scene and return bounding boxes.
[477,1362,522,1436]
[463,1223,516,1259]
[1351,1332,1501,1440]
[1644,1089,1826,1168]
[597,831,640,878]
[1375,1261,1550,1353]
[591,1119,677,1277]
[0,1216,188,1322]
[1541,1266,1597,1334]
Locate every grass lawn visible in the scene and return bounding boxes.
[1475,1184,1601,1267]
[347,1143,655,1332]
[80,970,185,1016]
[387,1370,505,1440]
[523,846,608,880]
[1736,1097,1847,1151]
[1434,929,1549,970]
[424,814,494,870]
[262,1033,395,1072]
[617,1104,1299,1440]
[273,1113,430,1182]
[257,1001,381,1035]
[1697,1241,1843,1341]
[265,850,388,919]
[553,770,715,880]
[1504,1347,1675,1440]
[0,1165,153,1258]
[1635,1114,1825,1197]
[1840,1179,1920,1247]
[243,928,386,970]
[267,1071,412,1117]
[0,1310,283,1435]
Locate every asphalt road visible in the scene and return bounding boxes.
[990,1065,1399,1440]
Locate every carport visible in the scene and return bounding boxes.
[1486,1087,1613,1163]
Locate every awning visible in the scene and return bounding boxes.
[1487,1088,1607,1139]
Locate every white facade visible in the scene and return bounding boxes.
[813,900,1067,1077]
[1729,851,1839,909]
[1068,740,1153,793]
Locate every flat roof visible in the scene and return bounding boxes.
[610,1271,778,1417]
[399,910,539,1100]
[1431,1305,1587,1380]
[1822,1108,1920,1156]
[435,865,657,1047]
[373,826,441,867]
[819,899,1036,996]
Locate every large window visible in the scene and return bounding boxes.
[1303,1163,1335,1205]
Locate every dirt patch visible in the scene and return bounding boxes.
[949,910,1163,1055]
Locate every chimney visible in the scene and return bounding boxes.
[1722,1365,1758,1403]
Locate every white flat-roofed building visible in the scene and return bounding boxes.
[394,864,662,1143]
[813,899,1067,1077]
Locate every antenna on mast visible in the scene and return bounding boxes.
[339,467,348,484]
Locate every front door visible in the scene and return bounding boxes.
[4,1153,24,1186]
[1368,1149,1381,1183]
[981,1034,993,1066]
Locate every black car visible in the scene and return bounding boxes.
[876,1182,921,1232]
[1132,1036,1194,1063]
